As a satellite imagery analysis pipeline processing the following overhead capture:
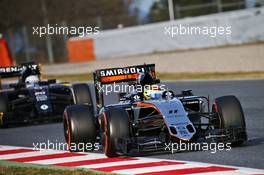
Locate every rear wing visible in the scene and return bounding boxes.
[0,63,41,79]
[94,64,156,85]
[93,64,156,110]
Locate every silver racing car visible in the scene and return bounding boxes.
[63,64,247,157]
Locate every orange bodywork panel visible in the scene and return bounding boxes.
[0,38,13,67]
[67,38,96,63]
[100,73,139,84]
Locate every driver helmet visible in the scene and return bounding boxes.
[25,75,40,87]
[143,86,163,100]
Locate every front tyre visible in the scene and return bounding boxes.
[63,105,97,152]
[101,108,130,157]
[214,95,247,145]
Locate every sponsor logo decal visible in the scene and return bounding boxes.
[0,64,38,74]
[40,104,49,110]
[100,67,145,77]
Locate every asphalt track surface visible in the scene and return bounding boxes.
[0,79,263,169]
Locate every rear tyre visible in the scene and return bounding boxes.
[0,93,8,128]
[63,105,97,152]
[101,108,130,157]
[72,84,93,105]
[214,95,247,145]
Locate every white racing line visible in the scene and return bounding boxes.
[0,145,263,175]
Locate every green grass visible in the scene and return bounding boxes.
[43,71,264,82]
[0,160,113,175]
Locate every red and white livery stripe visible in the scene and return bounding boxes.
[0,145,263,175]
